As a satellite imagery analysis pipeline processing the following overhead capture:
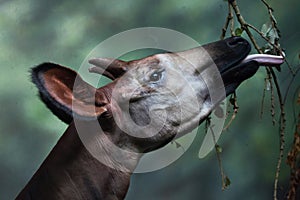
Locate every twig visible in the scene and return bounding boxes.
[270,69,286,200]
[261,0,274,12]
[223,93,239,131]
[270,75,276,126]
[225,1,286,199]
[260,77,269,119]
[206,116,230,190]
[246,23,296,75]
[261,0,280,37]
[246,24,281,54]
[211,125,230,190]
[220,1,234,39]
[230,1,262,53]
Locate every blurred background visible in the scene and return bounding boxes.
[0,0,299,199]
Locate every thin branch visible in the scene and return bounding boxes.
[246,24,281,53]
[270,69,286,200]
[230,1,262,53]
[260,77,269,119]
[223,93,239,131]
[206,116,231,190]
[270,75,276,126]
[211,124,230,190]
[261,0,280,37]
[246,23,295,75]
[228,1,286,199]
[220,1,234,39]
[261,0,274,12]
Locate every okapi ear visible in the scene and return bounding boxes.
[31,63,107,124]
[88,58,128,80]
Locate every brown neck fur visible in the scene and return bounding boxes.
[16,121,137,200]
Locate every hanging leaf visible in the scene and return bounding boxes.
[261,23,270,36]
[216,144,223,153]
[224,176,231,187]
[261,22,279,45]
[261,23,272,36]
[234,27,243,36]
[268,28,279,44]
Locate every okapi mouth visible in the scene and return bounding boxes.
[206,37,284,96]
[222,53,284,96]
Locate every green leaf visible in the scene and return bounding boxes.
[216,144,223,153]
[224,176,231,187]
[234,28,243,36]
[261,23,270,36]
[268,28,279,44]
[261,22,280,45]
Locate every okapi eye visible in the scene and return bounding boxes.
[149,70,163,82]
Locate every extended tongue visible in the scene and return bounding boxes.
[241,54,284,66]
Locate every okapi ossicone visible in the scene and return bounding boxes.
[16,37,284,199]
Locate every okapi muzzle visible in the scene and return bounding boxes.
[17,36,284,200]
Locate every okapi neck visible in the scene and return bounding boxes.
[16,122,137,200]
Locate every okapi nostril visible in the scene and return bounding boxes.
[227,37,247,47]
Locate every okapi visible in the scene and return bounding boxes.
[16,37,284,199]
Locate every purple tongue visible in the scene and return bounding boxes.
[241,54,284,66]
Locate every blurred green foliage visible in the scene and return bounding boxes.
[0,0,299,199]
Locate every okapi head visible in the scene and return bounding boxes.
[32,37,283,155]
